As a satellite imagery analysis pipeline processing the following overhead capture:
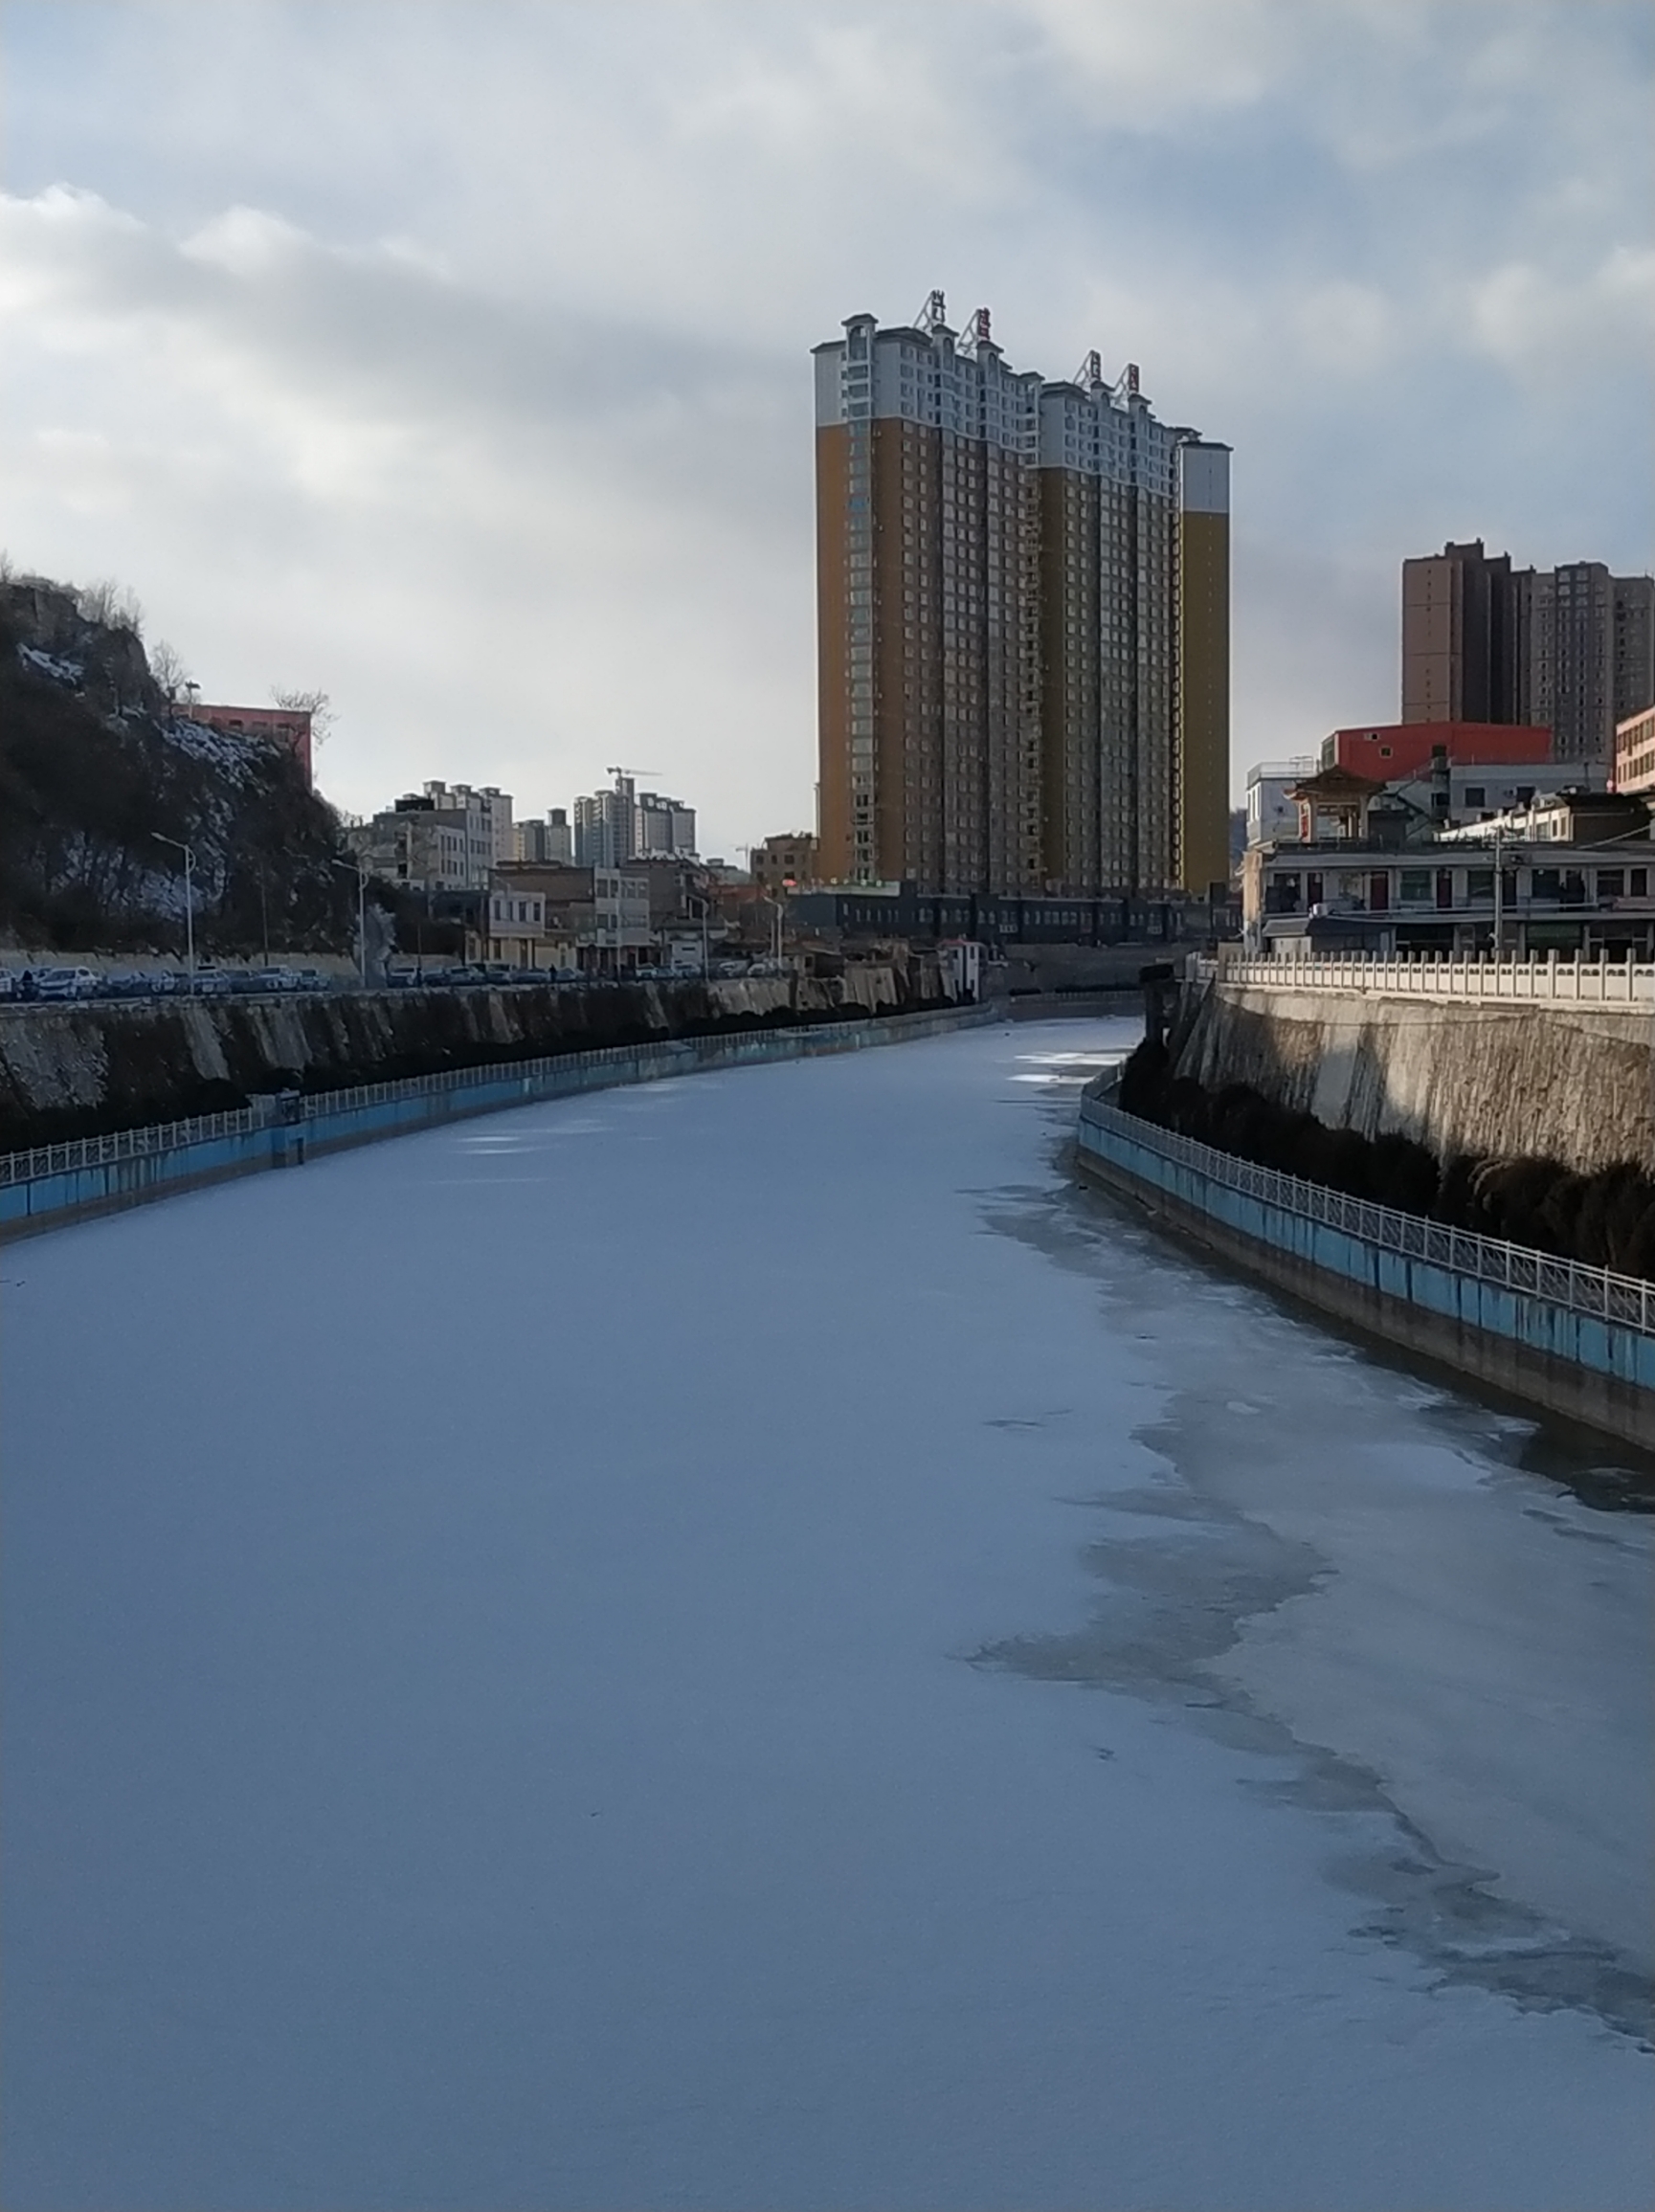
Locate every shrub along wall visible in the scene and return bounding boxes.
[1118,1035,1655,1282]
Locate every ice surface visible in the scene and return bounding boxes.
[3,1021,1651,2212]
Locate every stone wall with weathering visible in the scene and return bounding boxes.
[0,963,947,1151]
[1171,979,1652,1176]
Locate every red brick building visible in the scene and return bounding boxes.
[1322,721,1552,783]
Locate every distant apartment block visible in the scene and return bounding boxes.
[517,810,573,864]
[814,296,1229,898]
[1617,704,1655,794]
[190,701,313,787]
[574,773,698,867]
[750,833,820,892]
[635,792,697,858]
[348,781,514,892]
[1401,540,1655,760]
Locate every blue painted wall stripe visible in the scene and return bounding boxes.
[1075,1106,1655,1393]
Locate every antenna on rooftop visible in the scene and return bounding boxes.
[917,288,948,333]
[1075,348,1104,389]
[959,305,995,357]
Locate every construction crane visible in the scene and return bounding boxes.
[606,764,657,791]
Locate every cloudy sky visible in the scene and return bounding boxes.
[5,1,1651,855]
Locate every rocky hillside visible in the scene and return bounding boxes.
[0,577,352,954]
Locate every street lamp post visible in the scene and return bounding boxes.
[1491,820,1504,960]
[332,857,369,988]
[152,834,196,993]
[687,890,711,977]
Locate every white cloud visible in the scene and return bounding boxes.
[1468,247,1655,382]
[1,0,1649,841]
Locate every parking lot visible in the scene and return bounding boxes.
[0,958,792,1004]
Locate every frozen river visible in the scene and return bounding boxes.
[4,1018,1651,2211]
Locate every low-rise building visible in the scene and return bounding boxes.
[1244,762,1316,847]
[751,833,820,892]
[485,884,551,968]
[1244,781,1654,958]
[190,701,315,786]
[594,868,653,966]
[487,860,653,972]
[1321,720,1554,779]
[1246,744,1606,849]
[349,782,515,891]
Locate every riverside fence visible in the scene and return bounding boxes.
[1075,1084,1655,1447]
[1197,952,1655,1003]
[1,1003,1003,1240]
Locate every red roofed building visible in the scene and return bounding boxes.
[1321,720,1552,782]
[190,702,313,787]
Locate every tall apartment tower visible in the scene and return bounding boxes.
[1401,541,1522,724]
[814,300,1229,895]
[1516,564,1655,759]
[1402,540,1655,760]
[574,774,635,868]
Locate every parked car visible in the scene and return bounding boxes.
[34,966,102,999]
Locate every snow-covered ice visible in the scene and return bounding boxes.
[3,1019,1651,2212]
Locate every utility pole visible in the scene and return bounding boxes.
[1491,821,1503,959]
[332,857,369,987]
[152,834,196,993]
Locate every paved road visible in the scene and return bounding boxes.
[4,1020,1650,2211]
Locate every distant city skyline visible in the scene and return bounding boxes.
[4,1,1650,856]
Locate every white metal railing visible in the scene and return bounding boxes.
[0,1004,991,1191]
[1197,953,1655,1004]
[1079,1086,1655,1337]
[0,1106,262,1190]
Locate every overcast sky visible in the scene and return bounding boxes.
[4,1,1651,854]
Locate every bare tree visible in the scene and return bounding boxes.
[75,577,145,635]
[271,685,335,747]
[149,638,195,703]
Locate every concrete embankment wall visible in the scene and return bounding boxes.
[1174,981,1652,1173]
[2,1003,1004,1241]
[1075,1087,1655,1454]
[0,964,935,1151]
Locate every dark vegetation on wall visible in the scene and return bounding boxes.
[0,976,961,1151]
[0,579,353,955]
[1119,1035,1655,1282]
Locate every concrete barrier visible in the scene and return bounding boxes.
[1075,1084,1655,1452]
[0,1004,1003,1240]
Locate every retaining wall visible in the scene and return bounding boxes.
[1,1003,1002,1241]
[0,964,941,1151]
[1075,1084,1654,1452]
[1174,977,1652,1174]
